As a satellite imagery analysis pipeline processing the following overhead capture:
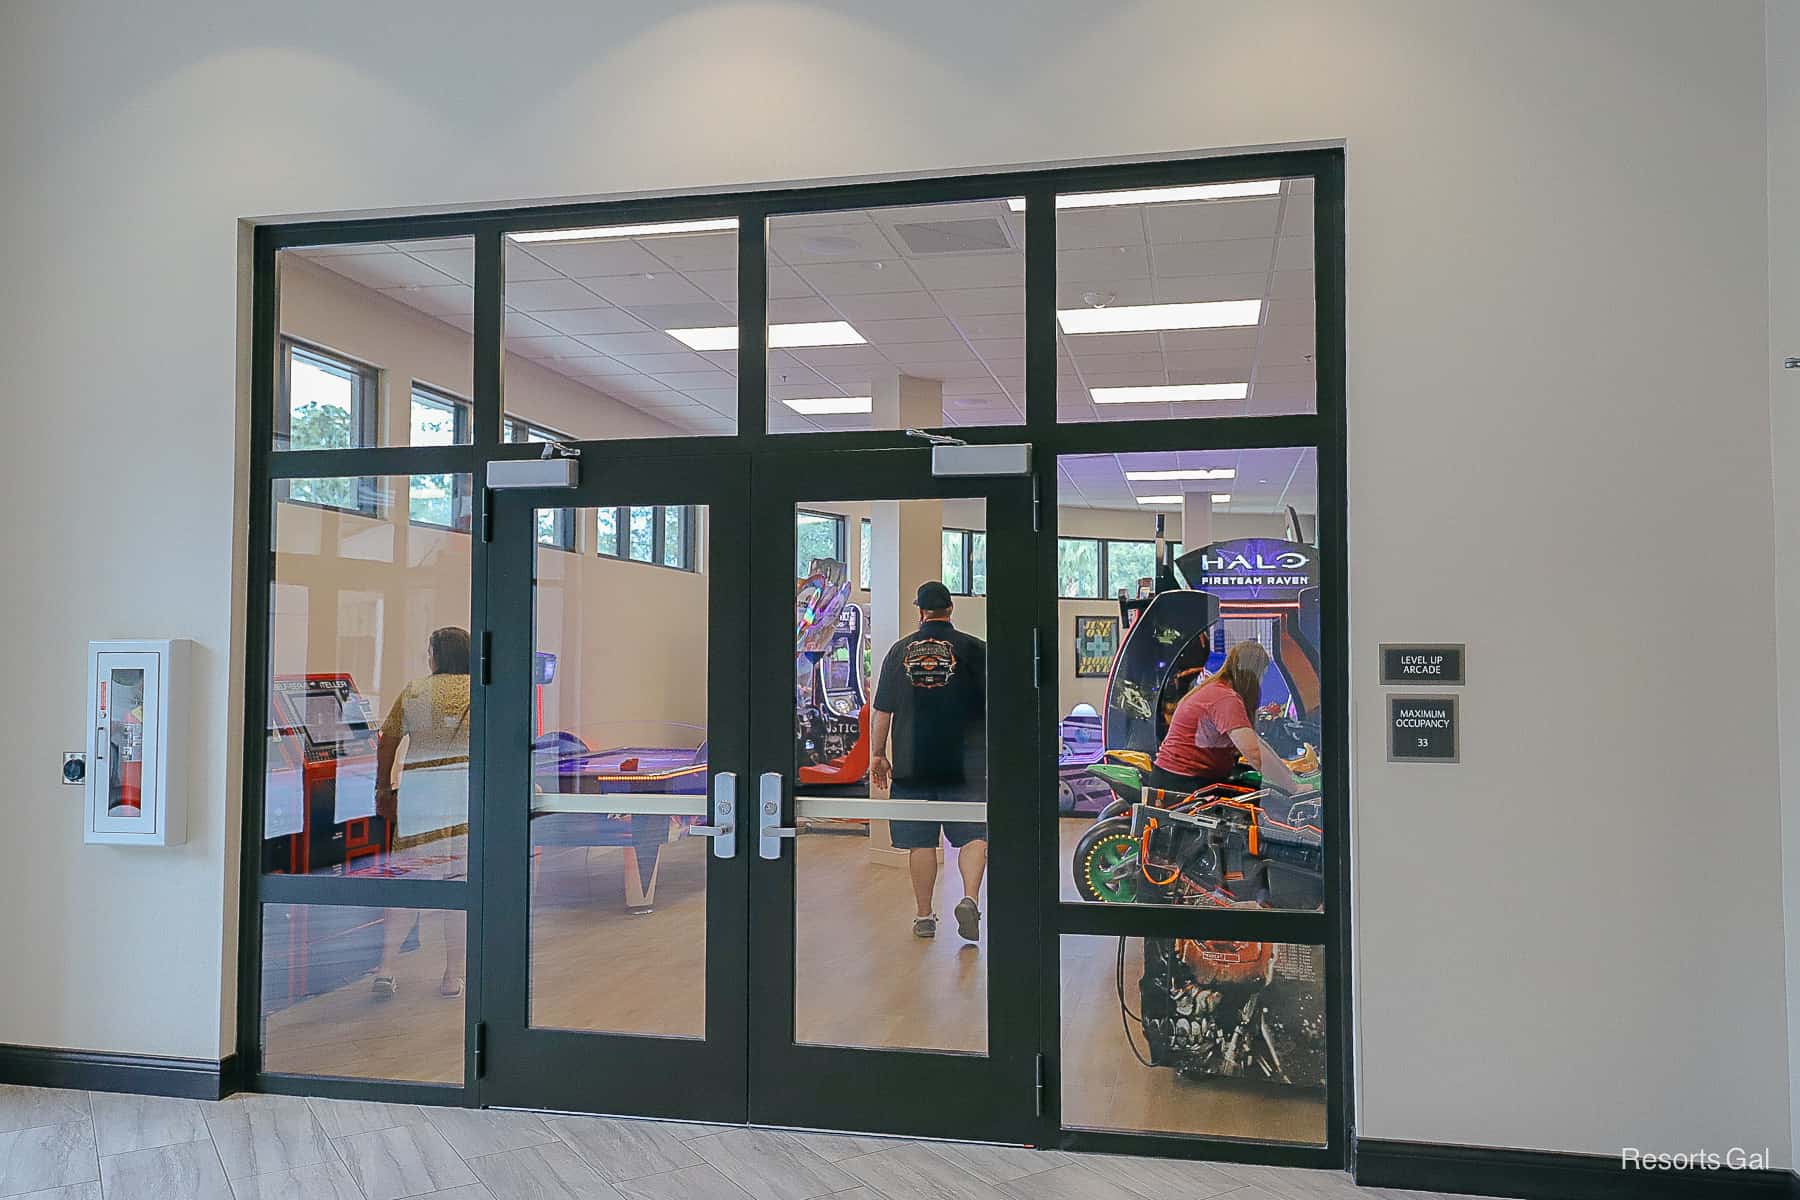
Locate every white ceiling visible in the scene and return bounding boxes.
[1057,447,1316,516]
[291,179,1315,497]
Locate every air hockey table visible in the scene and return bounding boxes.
[530,730,709,912]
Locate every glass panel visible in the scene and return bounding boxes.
[529,505,711,1036]
[795,511,842,578]
[1055,178,1314,422]
[264,475,472,881]
[596,507,620,556]
[941,530,966,594]
[1061,935,1326,1143]
[503,220,739,438]
[627,507,655,561]
[663,505,687,567]
[766,200,1026,433]
[858,518,872,589]
[1057,539,1099,597]
[275,238,474,449]
[970,532,987,596]
[1105,540,1156,599]
[102,667,147,820]
[261,903,465,1084]
[795,499,988,1054]
[1056,450,1323,912]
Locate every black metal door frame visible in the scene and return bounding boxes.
[479,453,752,1121]
[747,447,1041,1144]
[241,146,1349,1169]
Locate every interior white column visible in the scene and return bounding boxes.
[867,374,943,866]
[1182,488,1215,552]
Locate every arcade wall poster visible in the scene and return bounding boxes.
[1074,615,1119,678]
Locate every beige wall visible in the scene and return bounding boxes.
[0,0,1788,1164]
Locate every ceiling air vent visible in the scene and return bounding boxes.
[889,217,1015,255]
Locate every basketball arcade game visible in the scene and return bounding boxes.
[1074,534,1328,1092]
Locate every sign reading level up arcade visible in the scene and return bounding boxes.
[1388,695,1457,762]
[1379,643,1465,685]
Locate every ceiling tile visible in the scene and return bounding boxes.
[383,284,472,317]
[796,260,923,296]
[575,330,686,356]
[580,273,711,306]
[1056,207,1149,251]
[506,278,609,312]
[642,231,738,272]
[626,300,735,329]
[1153,273,1269,304]
[1057,245,1150,285]
[767,297,843,323]
[909,254,1022,291]
[831,292,945,321]
[526,240,666,277]
[688,269,738,302]
[1055,278,1154,308]
[1145,197,1281,244]
[951,312,1023,341]
[933,287,1024,317]
[534,308,649,337]
[858,315,961,344]
[615,351,713,374]
[319,251,457,290]
[1152,239,1274,278]
[770,222,898,264]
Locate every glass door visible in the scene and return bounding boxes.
[747,447,1041,1143]
[481,452,750,1120]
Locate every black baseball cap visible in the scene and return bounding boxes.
[915,581,953,610]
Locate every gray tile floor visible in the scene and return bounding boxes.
[0,1084,1500,1200]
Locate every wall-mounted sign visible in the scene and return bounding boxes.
[1379,643,1465,686]
[1175,538,1318,601]
[1388,695,1458,763]
[1074,615,1121,678]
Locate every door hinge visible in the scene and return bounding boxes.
[1034,1053,1046,1117]
[479,631,492,686]
[474,1021,487,1078]
[1032,629,1041,690]
[481,489,494,542]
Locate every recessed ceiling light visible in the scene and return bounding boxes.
[510,218,738,243]
[1124,468,1237,481]
[1057,300,1261,334]
[1006,181,1281,212]
[666,321,865,351]
[1092,383,1248,404]
[1137,493,1230,505]
[782,396,873,415]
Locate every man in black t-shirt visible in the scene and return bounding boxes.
[871,581,988,941]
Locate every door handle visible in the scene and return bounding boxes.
[758,771,798,860]
[688,772,737,859]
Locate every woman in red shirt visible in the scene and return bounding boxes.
[1151,640,1299,794]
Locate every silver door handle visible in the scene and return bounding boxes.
[692,772,737,859]
[758,771,799,860]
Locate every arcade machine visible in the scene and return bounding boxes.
[1074,528,1328,1092]
[794,557,871,787]
[264,674,384,876]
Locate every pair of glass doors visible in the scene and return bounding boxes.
[480,444,1040,1141]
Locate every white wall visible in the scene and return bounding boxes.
[1767,0,1800,1168]
[0,0,1788,1163]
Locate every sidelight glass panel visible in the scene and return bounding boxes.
[260,903,465,1084]
[766,200,1026,434]
[264,475,472,881]
[1055,450,1324,913]
[503,220,739,438]
[1055,178,1314,422]
[794,499,989,1054]
[275,238,475,449]
[528,505,712,1037]
[1060,935,1326,1143]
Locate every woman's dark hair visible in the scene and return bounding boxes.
[429,626,471,675]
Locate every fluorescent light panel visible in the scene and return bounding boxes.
[1124,468,1236,481]
[1137,493,1231,505]
[510,218,738,243]
[783,396,872,415]
[1006,180,1281,212]
[1058,300,1261,334]
[1092,383,1248,404]
[666,321,865,351]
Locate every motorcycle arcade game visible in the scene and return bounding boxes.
[794,557,871,791]
[1077,536,1327,1093]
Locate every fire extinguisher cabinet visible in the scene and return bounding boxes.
[86,639,188,846]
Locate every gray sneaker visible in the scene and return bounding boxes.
[913,914,937,939]
[953,897,980,942]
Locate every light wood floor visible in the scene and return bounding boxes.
[264,828,1322,1143]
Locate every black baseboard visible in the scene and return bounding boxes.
[1356,1138,1795,1200]
[0,1043,239,1101]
